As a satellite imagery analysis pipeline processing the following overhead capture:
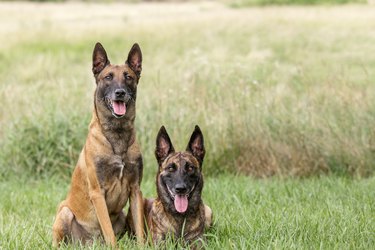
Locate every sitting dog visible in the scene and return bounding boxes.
[52,42,144,247]
[141,125,213,246]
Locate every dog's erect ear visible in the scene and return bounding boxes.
[155,126,175,166]
[92,42,110,76]
[126,43,142,78]
[186,125,205,166]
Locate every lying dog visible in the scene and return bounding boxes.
[142,125,212,246]
[52,42,144,247]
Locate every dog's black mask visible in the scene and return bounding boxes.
[92,42,142,119]
[155,126,205,215]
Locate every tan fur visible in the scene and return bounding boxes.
[52,43,144,247]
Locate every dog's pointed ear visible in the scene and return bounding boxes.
[155,126,175,166]
[92,42,110,76]
[126,43,142,78]
[186,125,205,166]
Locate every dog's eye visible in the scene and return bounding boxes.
[187,165,194,172]
[124,73,133,81]
[105,74,113,80]
[167,164,176,172]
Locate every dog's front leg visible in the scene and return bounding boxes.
[89,189,116,246]
[86,154,116,247]
[130,185,145,244]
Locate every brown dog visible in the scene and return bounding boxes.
[52,42,144,247]
[142,125,212,247]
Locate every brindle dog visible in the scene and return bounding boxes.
[142,125,213,246]
[52,42,144,247]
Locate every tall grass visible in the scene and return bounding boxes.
[0,2,375,179]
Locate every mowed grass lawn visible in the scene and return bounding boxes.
[0,1,375,249]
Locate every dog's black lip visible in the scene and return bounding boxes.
[107,97,127,104]
[113,98,126,102]
[166,185,177,201]
[165,183,195,201]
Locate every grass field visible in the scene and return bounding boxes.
[0,1,374,249]
[0,176,374,249]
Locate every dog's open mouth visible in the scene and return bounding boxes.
[112,100,126,116]
[106,98,126,118]
[166,185,195,214]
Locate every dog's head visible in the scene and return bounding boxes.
[155,125,205,215]
[92,42,142,120]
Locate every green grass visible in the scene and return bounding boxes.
[0,176,374,249]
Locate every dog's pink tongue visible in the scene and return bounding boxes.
[174,195,188,213]
[113,101,126,115]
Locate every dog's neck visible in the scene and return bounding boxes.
[153,197,205,241]
[164,200,203,222]
[92,106,136,156]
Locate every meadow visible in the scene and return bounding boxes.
[0,1,374,249]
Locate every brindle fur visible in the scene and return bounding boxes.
[141,126,213,247]
[52,42,144,247]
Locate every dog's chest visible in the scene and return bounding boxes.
[151,218,204,244]
[95,155,137,213]
[150,202,205,243]
[105,172,131,214]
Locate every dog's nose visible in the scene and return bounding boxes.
[175,183,187,194]
[115,89,126,98]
